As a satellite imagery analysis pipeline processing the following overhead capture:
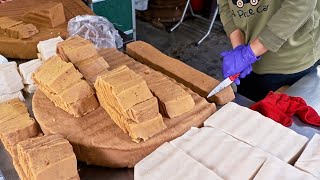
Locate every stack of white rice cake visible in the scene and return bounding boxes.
[135,102,319,180]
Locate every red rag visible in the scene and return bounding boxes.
[250,92,320,127]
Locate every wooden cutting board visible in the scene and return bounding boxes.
[0,0,93,59]
[32,49,216,168]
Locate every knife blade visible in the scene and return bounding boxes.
[207,73,240,98]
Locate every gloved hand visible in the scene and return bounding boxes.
[221,44,260,85]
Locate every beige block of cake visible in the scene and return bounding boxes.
[140,70,195,118]
[95,65,153,114]
[13,157,28,180]
[204,102,308,164]
[18,59,43,84]
[75,55,109,79]
[254,157,317,180]
[0,99,28,122]
[5,23,39,39]
[127,97,159,123]
[66,94,99,117]
[0,17,23,33]
[0,114,39,157]
[32,56,83,93]
[125,113,167,143]
[295,133,320,179]
[171,127,268,180]
[17,135,79,180]
[57,80,95,104]
[23,2,66,28]
[57,35,98,63]
[0,91,25,103]
[135,142,223,180]
[100,99,166,142]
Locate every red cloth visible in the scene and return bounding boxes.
[250,92,320,127]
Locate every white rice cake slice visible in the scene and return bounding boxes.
[295,133,320,179]
[18,59,43,84]
[23,84,37,94]
[170,127,268,180]
[0,91,24,103]
[135,142,222,180]
[0,62,23,95]
[254,157,317,180]
[37,36,63,60]
[204,102,308,163]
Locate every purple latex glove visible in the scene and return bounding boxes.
[221,44,260,85]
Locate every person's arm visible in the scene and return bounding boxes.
[229,29,245,48]
[218,0,237,37]
[258,0,317,52]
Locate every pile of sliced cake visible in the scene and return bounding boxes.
[95,65,167,143]
[32,56,99,117]
[18,59,43,93]
[0,17,38,39]
[135,102,320,180]
[0,99,40,179]
[37,36,64,61]
[17,135,80,180]
[57,35,110,85]
[0,62,25,103]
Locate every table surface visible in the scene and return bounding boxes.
[1,66,319,180]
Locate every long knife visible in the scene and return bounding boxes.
[207,73,240,98]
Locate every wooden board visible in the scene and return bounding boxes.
[0,0,94,59]
[32,49,216,168]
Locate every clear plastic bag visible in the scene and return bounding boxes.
[68,15,123,49]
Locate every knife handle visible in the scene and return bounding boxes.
[230,73,240,81]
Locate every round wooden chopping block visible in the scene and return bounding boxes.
[32,89,215,168]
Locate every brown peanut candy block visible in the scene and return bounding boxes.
[17,135,80,180]
[95,66,153,115]
[139,70,195,118]
[23,2,66,28]
[101,99,166,143]
[126,41,235,105]
[0,100,40,157]
[95,65,167,142]
[32,56,99,117]
[127,97,159,123]
[0,17,23,34]
[75,55,110,79]
[57,35,98,63]
[5,23,39,39]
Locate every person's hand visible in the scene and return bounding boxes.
[0,0,12,3]
[221,44,260,85]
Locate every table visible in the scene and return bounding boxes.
[1,66,319,180]
[285,65,320,139]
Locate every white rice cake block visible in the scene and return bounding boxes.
[135,142,222,180]
[295,133,320,179]
[254,157,317,180]
[0,54,8,64]
[171,127,268,180]
[204,102,308,163]
[23,84,37,94]
[18,59,43,84]
[37,36,63,61]
[0,91,25,103]
[0,62,24,96]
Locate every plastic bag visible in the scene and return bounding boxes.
[68,15,123,49]
[0,54,8,64]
